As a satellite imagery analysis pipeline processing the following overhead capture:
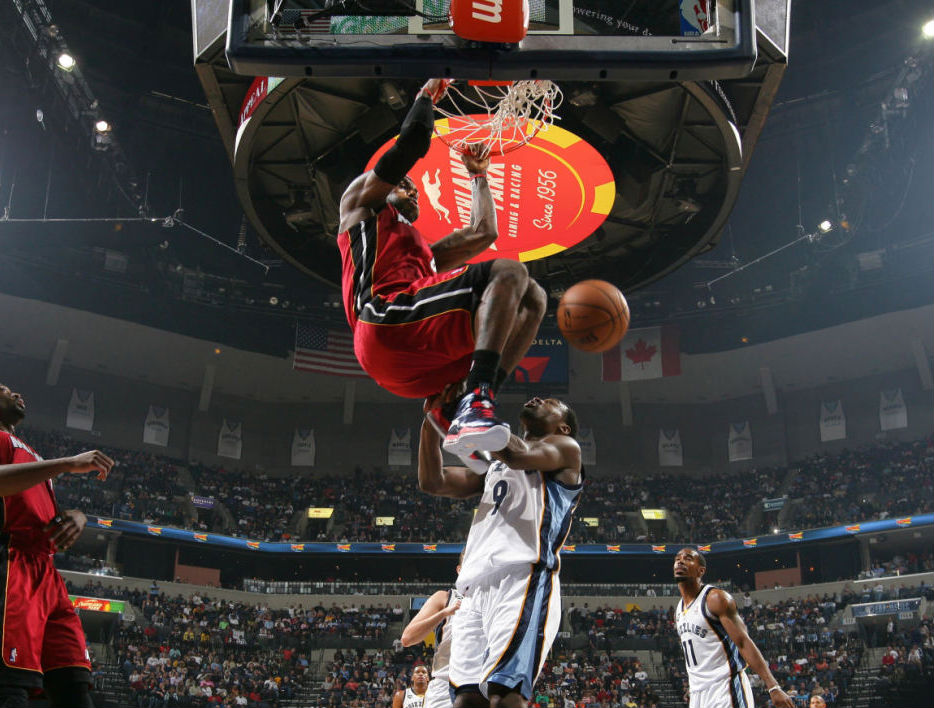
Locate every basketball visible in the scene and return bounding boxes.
[557,280,630,352]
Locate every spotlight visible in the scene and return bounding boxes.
[923,19,934,38]
[818,220,833,234]
[56,53,76,71]
[94,119,111,133]
[269,296,279,305]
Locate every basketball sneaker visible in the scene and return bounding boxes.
[425,407,492,475]
[443,384,510,456]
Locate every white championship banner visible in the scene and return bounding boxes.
[388,428,412,467]
[291,428,316,466]
[217,419,243,460]
[819,400,846,442]
[578,428,597,466]
[66,389,95,431]
[143,405,170,447]
[879,389,908,431]
[658,428,683,467]
[728,421,753,462]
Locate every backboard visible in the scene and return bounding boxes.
[226,0,757,80]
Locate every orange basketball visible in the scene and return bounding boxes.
[557,280,630,352]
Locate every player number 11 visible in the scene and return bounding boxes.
[682,639,698,667]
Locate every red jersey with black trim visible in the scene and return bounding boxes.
[337,204,436,329]
[0,430,57,554]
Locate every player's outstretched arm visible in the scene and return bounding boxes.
[418,419,485,499]
[0,446,114,497]
[401,589,461,647]
[493,434,581,483]
[391,689,405,708]
[707,589,795,708]
[431,144,498,272]
[339,79,449,233]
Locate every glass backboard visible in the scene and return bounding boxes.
[226,0,756,80]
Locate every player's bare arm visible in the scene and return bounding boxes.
[391,689,405,708]
[418,419,485,499]
[43,509,87,551]
[493,434,581,486]
[430,143,498,272]
[401,589,461,647]
[0,449,114,497]
[706,588,795,708]
[338,79,450,233]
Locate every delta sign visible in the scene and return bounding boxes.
[366,119,616,263]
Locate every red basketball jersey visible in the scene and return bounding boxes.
[338,204,436,329]
[0,431,57,554]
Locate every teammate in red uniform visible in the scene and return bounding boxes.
[337,79,546,465]
[0,383,114,707]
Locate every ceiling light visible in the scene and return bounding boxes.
[56,53,76,71]
[818,220,833,234]
[94,119,111,133]
[923,19,934,38]
[269,296,279,305]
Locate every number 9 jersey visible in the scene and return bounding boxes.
[456,460,583,592]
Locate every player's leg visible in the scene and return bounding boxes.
[40,570,94,708]
[43,668,95,708]
[495,276,547,389]
[449,594,489,708]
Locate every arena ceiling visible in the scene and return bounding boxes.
[0,0,930,359]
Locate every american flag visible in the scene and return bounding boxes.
[293,323,367,378]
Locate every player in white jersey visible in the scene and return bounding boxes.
[674,548,794,708]
[401,570,463,708]
[393,664,430,708]
[418,396,582,708]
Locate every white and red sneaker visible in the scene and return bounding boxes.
[443,384,510,456]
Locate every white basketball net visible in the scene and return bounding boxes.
[433,80,563,156]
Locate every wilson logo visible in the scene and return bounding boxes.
[472,0,502,23]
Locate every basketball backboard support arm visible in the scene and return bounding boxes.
[225,0,757,81]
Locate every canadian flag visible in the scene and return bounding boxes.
[602,326,681,381]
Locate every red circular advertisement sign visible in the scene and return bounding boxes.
[365,118,615,263]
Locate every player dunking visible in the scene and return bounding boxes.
[337,79,546,462]
[418,396,582,707]
[401,558,464,708]
[0,383,115,707]
[674,548,794,708]
[393,664,431,708]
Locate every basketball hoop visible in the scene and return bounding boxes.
[432,79,563,157]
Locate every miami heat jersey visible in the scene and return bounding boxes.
[676,585,748,694]
[0,431,57,553]
[402,686,426,708]
[338,203,436,328]
[430,589,461,682]
[456,461,583,591]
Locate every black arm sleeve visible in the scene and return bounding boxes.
[373,94,434,185]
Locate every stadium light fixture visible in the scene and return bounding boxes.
[923,19,934,38]
[818,220,833,234]
[56,53,76,71]
[94,119,111,133]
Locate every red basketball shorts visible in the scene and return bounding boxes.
[354,262,493,398]
[0,546,90,688]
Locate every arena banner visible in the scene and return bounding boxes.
[510,329,568,386]
[143,405,170,447]
[578,428,597,466]
[85,513,934,556]
[658,428,683,467]
[69,595,126,614]
[819,400,846,442]
[728,421,753,462]
[217,419,243,459]
[190,495,215,510]
[388,428,411,467]
[851,598,922,618]
[603,326,681,382]
[291,428,316,467]
[66,389,94,431]
[879,388,908,431]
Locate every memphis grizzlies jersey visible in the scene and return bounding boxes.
[430,589,461,681]
[403,687,425,708]
[677,585,748,693]
[457,460,583,591]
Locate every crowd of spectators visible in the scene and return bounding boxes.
[783,438,933,531]
[876,618,934,706]
[12,424,934,547]
[859,551,934,579]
